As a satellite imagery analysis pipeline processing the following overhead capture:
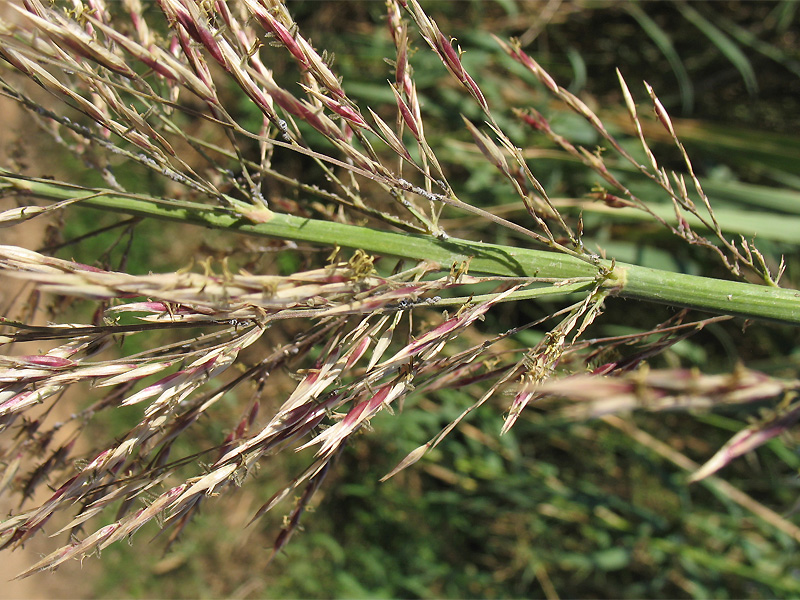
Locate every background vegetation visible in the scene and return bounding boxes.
[1,1,799,598]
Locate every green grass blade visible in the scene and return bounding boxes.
[626,3,694,113]
[700,179,800,215]
[565,45,587,93]
[712,10,800,79]
[676,2,759,95]
[769,0,798,34]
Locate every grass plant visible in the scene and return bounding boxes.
[0,0,798,596]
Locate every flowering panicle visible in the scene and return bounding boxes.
[498,34,783,285]
[0,0,796,579]
[0,234,542,571]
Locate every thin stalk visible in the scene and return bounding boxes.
[3,174,799,325]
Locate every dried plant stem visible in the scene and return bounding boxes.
[4,173,798,325]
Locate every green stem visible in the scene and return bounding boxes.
[4,175,799,325]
